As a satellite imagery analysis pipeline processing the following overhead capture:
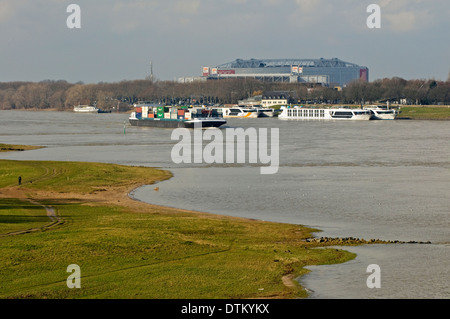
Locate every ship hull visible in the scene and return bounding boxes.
[129,118,226,128]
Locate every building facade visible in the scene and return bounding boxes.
[202,58,368,87]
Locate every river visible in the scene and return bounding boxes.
[0,110,448,299]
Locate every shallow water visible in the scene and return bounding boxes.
[0,110,449,298]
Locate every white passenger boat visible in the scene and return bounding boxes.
[73,105,99,113]
[365,106,397,120]
[279,107,372,121]
[221,107,261,118]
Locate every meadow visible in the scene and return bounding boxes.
[0,158,356,299]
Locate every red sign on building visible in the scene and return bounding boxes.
[360,69,368,82]
[202,67,210,76]
[218,70,236,75]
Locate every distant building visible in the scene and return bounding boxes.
[261,91,296,107]
[238,95,262,107]
[202,58,369,87]
[178,76,207,83]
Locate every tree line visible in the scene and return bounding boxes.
[0,77,449,111]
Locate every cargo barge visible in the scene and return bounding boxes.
[129,104,227,128]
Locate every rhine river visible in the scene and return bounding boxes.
[0,110,448,299]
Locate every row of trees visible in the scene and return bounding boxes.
[0,77,449,111]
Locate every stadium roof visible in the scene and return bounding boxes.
[216,58,364,69]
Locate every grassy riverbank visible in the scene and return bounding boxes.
[0,144,43,152]
[397,106,450,120]
[0,159,357,299]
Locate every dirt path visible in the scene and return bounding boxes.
[0,187,65,237]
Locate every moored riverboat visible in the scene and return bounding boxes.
[279,106,372,121]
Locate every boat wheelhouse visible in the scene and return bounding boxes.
[365,106,397,120]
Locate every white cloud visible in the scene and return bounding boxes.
[380,0,435,32]
[295,0,321,13]
[384,11,418,32]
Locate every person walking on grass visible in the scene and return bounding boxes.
[18,176,22,185]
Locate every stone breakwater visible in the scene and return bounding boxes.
[304,237,432,245]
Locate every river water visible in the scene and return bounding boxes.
[0,110,448,299]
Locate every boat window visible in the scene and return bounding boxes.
[332,111,353,118]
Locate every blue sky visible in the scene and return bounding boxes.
[1,0,449,83]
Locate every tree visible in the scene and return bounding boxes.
[65,84,85,107]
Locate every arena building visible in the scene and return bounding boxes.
[201,58,368,87]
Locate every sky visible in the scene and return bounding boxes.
[0,0,449,83]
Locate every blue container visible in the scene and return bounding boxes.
[136,112,142,118]
[177,115,185,120]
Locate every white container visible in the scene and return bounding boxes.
[142,106,149,118]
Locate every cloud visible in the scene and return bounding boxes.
[384,11,419,32]
[109,0,204,32]
[174,0,201,15]
[295,0,321,13]
[380,1,435,32]
[289,0,443,33]
[262,0,285,6]
[0,0,24,24]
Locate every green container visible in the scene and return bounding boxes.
[157,112,164,118]
[157,107,164,112]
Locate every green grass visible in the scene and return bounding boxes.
[0,160,47,188]
[0,159,357,299]
[397,107,450,120]
[0,159,171,191]
[0,199,50,234]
